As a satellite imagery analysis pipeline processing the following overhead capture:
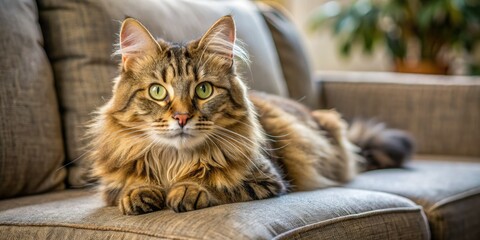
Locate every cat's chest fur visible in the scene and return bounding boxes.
[142,141,253,189]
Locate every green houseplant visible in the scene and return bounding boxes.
[309,0,480,75]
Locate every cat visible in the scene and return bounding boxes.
[88,15,413,215]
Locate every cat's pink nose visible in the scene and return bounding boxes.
[173,113,191,127]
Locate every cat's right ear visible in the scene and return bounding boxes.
[118,18,161,71]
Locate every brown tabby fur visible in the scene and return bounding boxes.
[88,16,411,215]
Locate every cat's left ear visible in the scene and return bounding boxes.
[197,15,236,60]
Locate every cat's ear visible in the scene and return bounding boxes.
[118,18,161,71]
[197,15,236,59]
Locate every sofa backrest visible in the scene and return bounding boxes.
[319,71,480,158]
[0,0,66,199]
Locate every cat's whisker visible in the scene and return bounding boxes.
[204,136,222,158]
[208,133,258,169]
[214,130,254,149]
[90,122,150,135]
[227,118,292,139]
[214,130,274,163]
[214,126,271,152]
[95,128,151,143]
[214,126,256,143]
[207,131,245,155]
[214,131,272,158]
[54,149,90,173]
[209,132,278,181]
[211,133,281,182]
[265,141,292,152]
[112,126,148,135]
[188,127,213,132]
[150,122,169,127]
[150,128,177,132]
[56,125,152,172]
[194,122,214,126]
[214,128,292,174]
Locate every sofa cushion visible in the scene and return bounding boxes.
[346,159,480,240]
[0,188,429,239]
[37,0,289,187]
[256,2,320,109]
[0,0,66,198]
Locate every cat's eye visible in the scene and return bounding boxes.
[149,84,167,101]
[195,82,213,99]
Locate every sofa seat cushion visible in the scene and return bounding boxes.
[0,188,429,239]
[346,159,480,240]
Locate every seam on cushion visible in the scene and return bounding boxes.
[428,187,480,212]
[272,206,426,240]
[0,222,202,240]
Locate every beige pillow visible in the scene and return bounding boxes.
[37,0,288,187]
[0,0,66,198]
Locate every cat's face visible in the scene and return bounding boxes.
[107,16,250,150]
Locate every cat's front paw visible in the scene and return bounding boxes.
[166,182,214,212]
[119,185,165,215]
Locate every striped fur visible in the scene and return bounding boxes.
[88,16,412,215]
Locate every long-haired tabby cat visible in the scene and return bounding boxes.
[88,15,413,215]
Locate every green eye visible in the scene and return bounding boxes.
[149,84,167,101]
[195,82,213,99]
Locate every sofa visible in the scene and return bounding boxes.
[0,0,479,239]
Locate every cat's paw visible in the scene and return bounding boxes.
[166,182,213,213]
[119,185,165,215]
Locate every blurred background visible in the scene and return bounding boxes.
[258,0,480,75]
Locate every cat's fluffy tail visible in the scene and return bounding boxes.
[347,119,414,171]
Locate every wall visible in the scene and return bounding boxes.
[283,0,392,72]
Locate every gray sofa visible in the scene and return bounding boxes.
[0,0,479,239]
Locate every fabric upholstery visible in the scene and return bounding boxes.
[317,71,480,157]
[0,0,65,198]
[36,0,289,187]
[346,159,480,240]
[0,188,429,240]
[274,210,427,240]
[256,2,320,109]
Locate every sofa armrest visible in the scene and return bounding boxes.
[315,71,480,158]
